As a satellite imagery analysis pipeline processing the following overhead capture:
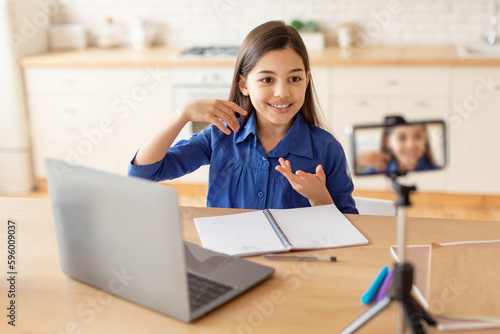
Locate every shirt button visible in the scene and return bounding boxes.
[262,157,267,161]
[257,191,264,198]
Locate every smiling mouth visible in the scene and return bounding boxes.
[405,151,421,158]
[267,103,293,113]
[269,103,291,109]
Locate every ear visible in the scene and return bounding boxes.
[306,70,311,86]
[238,74,249,96]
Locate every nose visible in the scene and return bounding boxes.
[406,137,420,149]
[274,80,290,97]
[406,138,416,148]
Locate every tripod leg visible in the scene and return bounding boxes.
[401,298,426,334]
[339,296,393,334]
[409,296,437,326]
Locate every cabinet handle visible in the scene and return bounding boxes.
[195,74,208,83]
[414,101,428,107]
[385,79,398,86]
[489,82,500,90]
[356,100,368,107]
[63,108,77,114]
[66,127,80,133]
[62,79,75,85]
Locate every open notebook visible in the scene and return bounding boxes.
[194,204,368,257]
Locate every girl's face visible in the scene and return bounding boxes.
[386,125,428,170]
[238,47,310,132]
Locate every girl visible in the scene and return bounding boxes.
[128,20,358,214]
[382,124,439,174]
[361,124,439,175]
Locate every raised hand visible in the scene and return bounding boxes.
[275,158,334,207]
[134,100,247,165]
[180,100,248,135]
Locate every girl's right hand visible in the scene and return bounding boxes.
[133,100,247,166]
[356,151,391,172]
[179,100,248,135]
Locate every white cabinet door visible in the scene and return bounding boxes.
[311,66,329,122]
[24,68,110,93]
[448,67,500,194]
[331,67,449,97]
[31,120,116,176]
[109,67,171,175]
[331,98,389,190]
[389,99,448,120]
[25,68,115,178]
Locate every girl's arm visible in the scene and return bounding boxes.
[133,100,247,166]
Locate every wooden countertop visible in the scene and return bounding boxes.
[1,197,500,333]
[19,46,500,68]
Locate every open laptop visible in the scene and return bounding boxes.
[45,158,275,322]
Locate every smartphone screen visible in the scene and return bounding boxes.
[348,120,446,176]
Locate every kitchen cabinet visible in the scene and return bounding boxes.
[109,67,171,175]
[448,67,500,194]
[329,67,451,192]
[310,66,329,118]
[22,60,500,196]
[25,68,116,177]
[25,67,171,178]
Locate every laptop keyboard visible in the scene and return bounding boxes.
[188,272,235,312]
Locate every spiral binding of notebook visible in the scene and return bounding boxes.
[263,209,292,249]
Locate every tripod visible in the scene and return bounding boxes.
[340,174,436,334]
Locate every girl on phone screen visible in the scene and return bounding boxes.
[361,124,439,175]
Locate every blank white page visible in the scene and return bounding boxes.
[194,210,288,257]
[269,204,368,249]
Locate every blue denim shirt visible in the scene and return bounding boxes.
[128,111,358,214]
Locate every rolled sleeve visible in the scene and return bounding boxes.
[127,128,213,182]
[127,152,167,181]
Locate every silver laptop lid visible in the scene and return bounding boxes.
[45,158,191,322]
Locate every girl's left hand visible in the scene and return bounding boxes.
[275,158,334,207]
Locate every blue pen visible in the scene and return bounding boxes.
[361,266,389,304]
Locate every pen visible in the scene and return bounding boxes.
[261,254,337,262]
[361,266,389,304]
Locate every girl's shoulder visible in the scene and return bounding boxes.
[307,124,342,146]
[183,124,228,147]
[204,123,239,147]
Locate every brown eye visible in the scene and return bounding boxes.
[261,77,273,83]
[290,77,301,83]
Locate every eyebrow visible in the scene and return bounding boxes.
[256,68,305,75]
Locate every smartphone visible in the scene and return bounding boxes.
[346,119,447,176]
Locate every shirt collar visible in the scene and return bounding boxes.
[269,112,314,159]
[235,110,314,159]
[234,110,257,144]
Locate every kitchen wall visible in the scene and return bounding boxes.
[52,0,495,48]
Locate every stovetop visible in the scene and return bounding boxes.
[178,46,239,58]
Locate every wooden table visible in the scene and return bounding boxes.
[0,197,499,333]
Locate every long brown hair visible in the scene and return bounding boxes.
[228,20,325,128]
